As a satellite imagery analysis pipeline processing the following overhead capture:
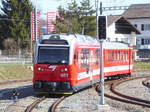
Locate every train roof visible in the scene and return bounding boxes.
[39,33,99,45]
[103,41,130,49]
[38,33,131,49]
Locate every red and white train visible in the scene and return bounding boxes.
[33,34,133,94]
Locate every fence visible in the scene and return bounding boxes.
[0,55,32,64]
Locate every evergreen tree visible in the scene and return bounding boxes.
[79,0,96,36]
[0,0,33,51]
[54,0,96,36]
[54,4,81,34]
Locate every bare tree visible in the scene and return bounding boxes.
[3,38,17,55]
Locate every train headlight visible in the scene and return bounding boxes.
[38,67,41,71]
[61,68,68,72]
[38,67,45,71]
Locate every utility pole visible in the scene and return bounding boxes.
[99,2,105,105]
[34,0,37,41]
[99,39,104,105]
[100,2,103,15]
[95,0,99,38]
[96,2,109,111]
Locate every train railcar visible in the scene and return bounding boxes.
[33,34,133,94]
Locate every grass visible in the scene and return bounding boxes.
[0,64,33,81]
[133,61,150,71]
[0,62,149,81]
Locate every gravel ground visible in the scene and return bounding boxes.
[32,98,58,112]
[0,81,33,112]
[58,87,128,112]
[57,72,150,112]
[5,96,37,112]
[0,72,150,112]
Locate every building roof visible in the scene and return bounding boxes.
[123,3,150,19]
[107,15,140,34]
[107,15,121,26]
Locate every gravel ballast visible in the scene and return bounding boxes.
[0,72,150,112]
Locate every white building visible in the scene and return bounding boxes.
[106,15,140,46]
[123,3,150,59]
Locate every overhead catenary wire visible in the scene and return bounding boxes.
[102,6,150,11]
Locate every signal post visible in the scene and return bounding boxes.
[97,14,110,111]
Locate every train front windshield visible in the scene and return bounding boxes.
[37,46,69,65]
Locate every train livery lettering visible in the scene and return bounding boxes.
[48,65,57,71]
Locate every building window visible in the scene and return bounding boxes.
[115,38,118,42]
[144,39,150,45]
[141,24,150,31]
[134,24,137,28]
[141,24,144,31]
[148,39,150,44]
[141,38,144,45]
[144,24,150,30]
[107,38,110,41]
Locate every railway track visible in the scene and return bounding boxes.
[103,75,150,108]
[25,96,46,112]
[24,95,68,112]
[1,74,150,111]
[142,77,150,88]
[0,79,68,112]
[49,96,66,112]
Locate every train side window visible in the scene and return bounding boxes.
[112,51,114,61]
[74,52,77,63]
[125,51,128,61]
[125,51,127,61]
[110,51,112,62]
[122,51,124,61]
[121,51,124,61]
[118,51,120,61]
[114,51,116,61]
[80,48,90,68]
[107,50,111,62]
[96,49,100,65]
[127,51,129,61]
[115,51,118,61]
[132,51,134,61]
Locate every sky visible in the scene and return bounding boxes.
[30,0,68,12]
[1,0,149,17]
[30,0,150,15]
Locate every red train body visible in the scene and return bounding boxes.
[33,34,133,94]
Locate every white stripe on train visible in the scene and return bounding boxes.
[77,65,133,80]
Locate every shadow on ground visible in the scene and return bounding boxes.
[0,85,34,100]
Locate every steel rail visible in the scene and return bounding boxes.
[95,75,150,108]
[105,93,150,108]
[24,96,46,112]
[142,77,150,88]
[49,96,66,112]
[110,76,150,106]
